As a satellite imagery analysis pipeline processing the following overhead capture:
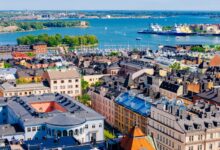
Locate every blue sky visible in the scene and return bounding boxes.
[0,0,220,10]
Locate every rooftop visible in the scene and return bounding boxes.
[46,68,80,80]
[3,93,104,126]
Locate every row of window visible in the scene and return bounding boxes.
[26,123,102,133]
[188,132,220,142]
[54,85,79,90]
[5,90,49,97]
[53,79,79,84]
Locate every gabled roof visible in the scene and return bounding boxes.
[120,126,156,150]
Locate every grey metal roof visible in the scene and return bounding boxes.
[4,93,104,127]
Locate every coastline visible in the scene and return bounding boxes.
[0,26,89,34]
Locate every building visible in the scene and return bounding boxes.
[89,86,120,127]
[83,74,107,86]
[120,125,156,150]
[114,92,152,134]
[31,42,48,54]
[0,68,17,81]
[0,82,51,97]
[148,99,220,150]
[0,93,104,143]
[43,68,81,97]
[0,61,4,68]
[159,81,183,99]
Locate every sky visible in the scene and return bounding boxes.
[0,0,220,10]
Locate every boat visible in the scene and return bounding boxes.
[136,37,142,40]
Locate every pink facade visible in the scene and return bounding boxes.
[89,88,115,127]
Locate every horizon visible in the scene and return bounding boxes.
[1,0,220,11]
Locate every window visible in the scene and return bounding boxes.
[68,80,72,83]
[75,85,79,88]
[210,133,213,139]
[37,127,41,131]
[189,146,193,150]
[92,125,95,128]
[209,144,212,150]
[61,80,64,83]
[42,126,46,131]
[85,124,88,129]
[198,135,202,140]
[75,79,79,82]
[53,81,57,84]
[189,136,194,142]
[27,128,31,132]
[32,127,36,132]
[99,123,102,128]
[198,145,202,150]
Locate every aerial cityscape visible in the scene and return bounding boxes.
[0,0,220,150]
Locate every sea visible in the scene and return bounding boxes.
[0,12,220,50]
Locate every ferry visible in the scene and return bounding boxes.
[138,24,196,36]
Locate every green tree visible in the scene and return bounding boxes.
[81,79,89,92]
[78,94,91,106]
[169,62,181,70]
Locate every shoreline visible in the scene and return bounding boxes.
[0,26,89,34]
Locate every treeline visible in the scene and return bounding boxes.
[17,34,98,47]
[0,21,88,31]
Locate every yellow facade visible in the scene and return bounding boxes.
[0,61,4,68]
[115,104,148,134]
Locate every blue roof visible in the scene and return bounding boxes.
[115,92,151,116]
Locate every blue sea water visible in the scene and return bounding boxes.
[0,14,220,50]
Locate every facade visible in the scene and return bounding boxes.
[83,74,107,86]
[159,81,183,99]
[0,82,51,97]
[0,61,4,68]
[31,43,48,54]
[89,86,120,127]
[0,93,104,143]
[148,99,220,150]
[43,68,81,97]
[0,68,17,81]
[114,92,152,134]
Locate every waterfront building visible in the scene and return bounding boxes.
[0,82,50,97]
[43,68,81,97]
[0,93,104,143]
[148,99,220,150]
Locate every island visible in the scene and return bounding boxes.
[17,34,98,48]
[0,20,88,33]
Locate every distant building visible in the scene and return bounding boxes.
[0,93,104,143]
[43,68,81,97]
[0,68,17,81]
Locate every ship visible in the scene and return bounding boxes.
[138,24,196,36]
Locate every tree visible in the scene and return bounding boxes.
[81,79,89,92]
[169,62,181,70]
[78,94,91,106]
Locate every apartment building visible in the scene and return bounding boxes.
[89,86,120,127]
[148,99,220,150]
[159,81,183,99]
[43,68,81,97]
[0,82,50,97]
[114,92,152,134]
